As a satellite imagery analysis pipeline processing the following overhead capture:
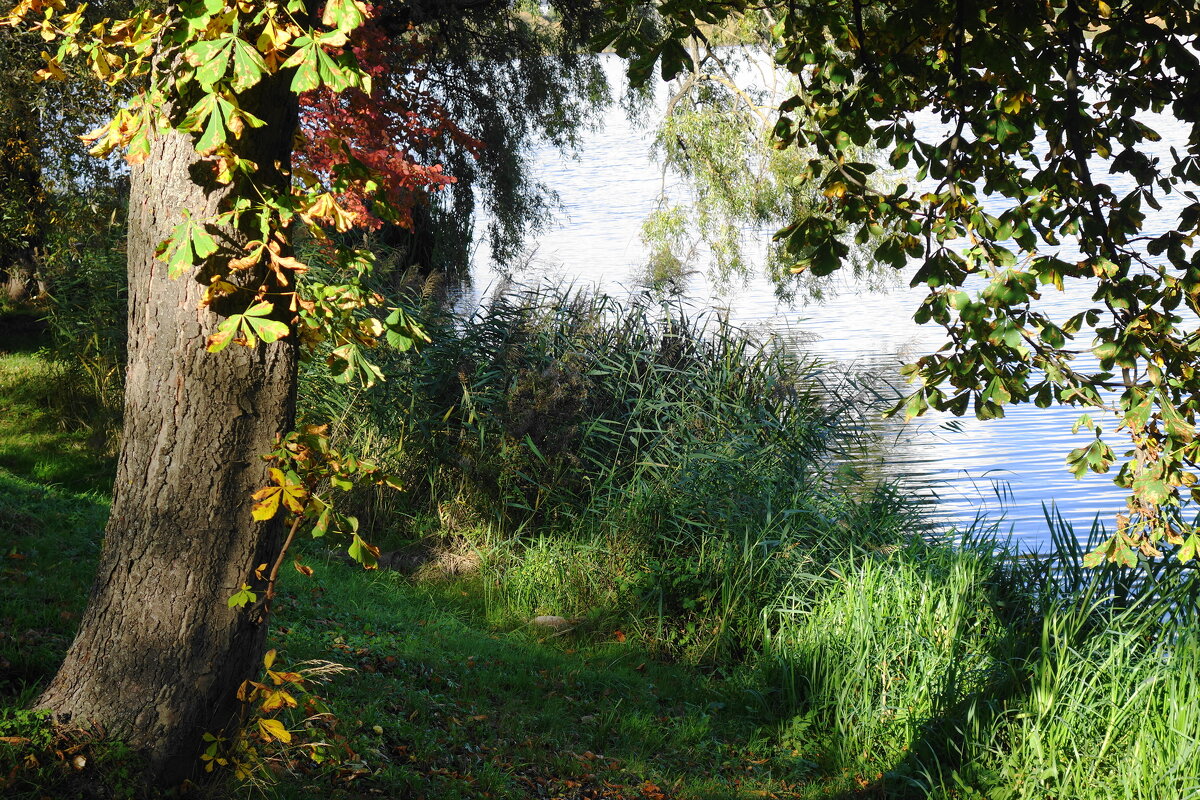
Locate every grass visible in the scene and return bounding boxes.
[0,465,868,799]
[0,471,108,701]
[260,549,851,799]
[0,334,116,494]
[8,299,1200,800]
[7,451,1200,799]
[297,286,852,544]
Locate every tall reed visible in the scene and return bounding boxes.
[298,284,864,539]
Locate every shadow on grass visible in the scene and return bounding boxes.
[267,548,828,799]
[0,472,108,700]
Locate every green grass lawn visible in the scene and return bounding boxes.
[263,548,846,799]
[0,472,108,702]
[0,467,863,799]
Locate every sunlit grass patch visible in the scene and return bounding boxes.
[263,548,840,799]
[0,352,115,494]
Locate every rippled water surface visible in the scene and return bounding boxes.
[469,58,1193,551]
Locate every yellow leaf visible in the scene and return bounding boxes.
[822,181,847,199]
[197,277,239,309]
[263,648,277,670]
[34,52,66,81]
[267,669,303,685]
[251,486,281,521]
[300,193,357,232]
[257,717,292,744]
[260,689,297,713]
[281,485,308,514]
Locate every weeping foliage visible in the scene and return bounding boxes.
[371,1,612,272]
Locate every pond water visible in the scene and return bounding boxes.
[468,57,1193,552]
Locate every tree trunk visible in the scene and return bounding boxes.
[2,256,35,302]
[36,75,300,783]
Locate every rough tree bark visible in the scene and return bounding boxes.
[36,71,300,783]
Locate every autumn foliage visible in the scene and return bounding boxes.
[295,19,483,232]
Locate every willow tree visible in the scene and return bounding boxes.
[603,0,1200,566]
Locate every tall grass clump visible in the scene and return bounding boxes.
[298,283,863,532]
[753,510,1200,799]
[383,287,841,522]
[296,282,907,649]
[914,516,1200,800]
[761,532,1029,784]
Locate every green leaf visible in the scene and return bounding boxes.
[311,506,331,538]
[282,38,320,93]
[242,303,291,343]
[159,211,219,279]
[244,316,290,343]
[195,99,228,155]
[244,301,274,317]
[1134,475,1171,505]
[1160,394,1194,443]
[328,342,384,386]
[321,0,368,34]
[1177,534,1200,563]
[347,532,379,569]
[189,37,233,91]
[230,38,268,92]
[384,307,429,351]
[227,583,257,608]
[206,316,241,353]
[178,93,217,134]
[994,115,1019,143]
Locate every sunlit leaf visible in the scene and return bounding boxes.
[257,717,291,743]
